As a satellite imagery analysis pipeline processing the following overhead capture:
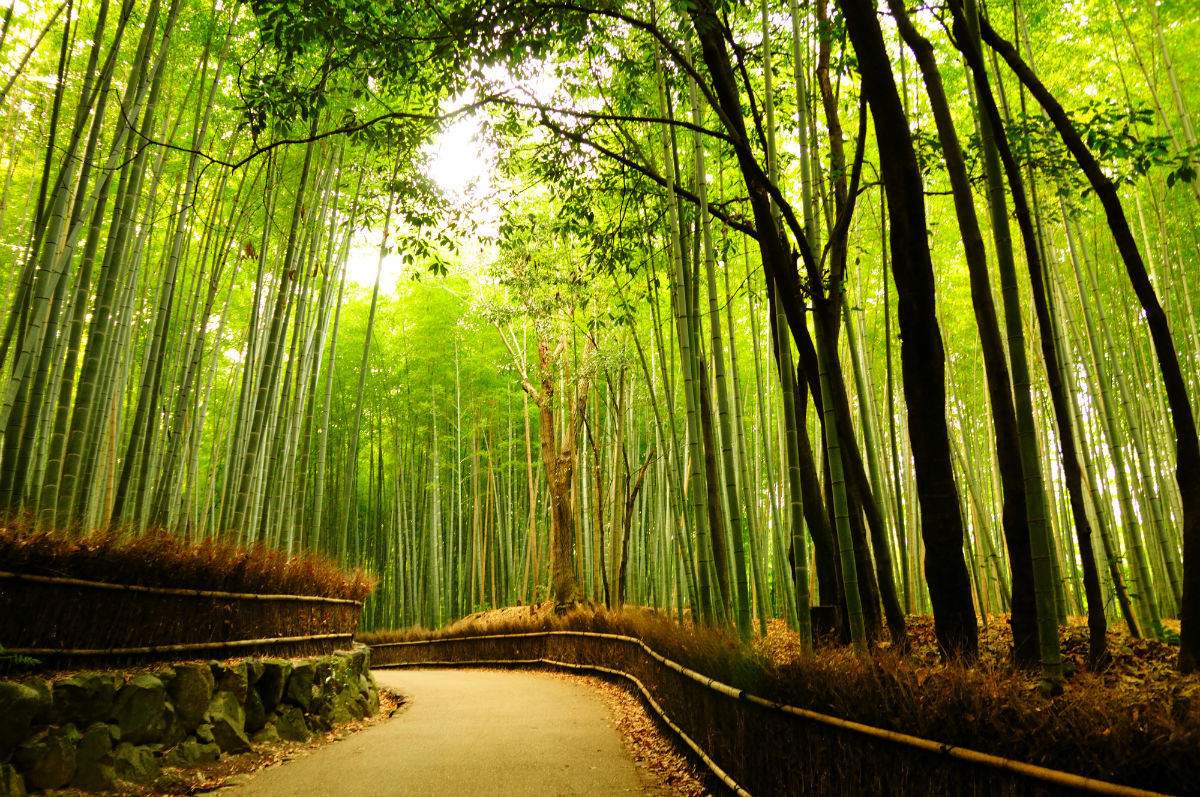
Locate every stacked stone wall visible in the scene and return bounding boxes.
[0,646,379,795]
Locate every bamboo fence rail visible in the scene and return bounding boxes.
[1,571,363,665]
[0,571,364,604]
[370,631,1180,797]
[5,633,355,658]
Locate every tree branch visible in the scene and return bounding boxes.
[539,115,758,239]
[121,95,501,171]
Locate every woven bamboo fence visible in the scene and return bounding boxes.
[1,570,362,665]
[370,631,1181,797]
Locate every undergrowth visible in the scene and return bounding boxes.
[0,523,374,601]
[361,603,1200,795]
[360,603,756,684]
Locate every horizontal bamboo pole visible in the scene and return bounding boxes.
[369,631,1178,797]
[9,632,354,657]
[0,570,362,605]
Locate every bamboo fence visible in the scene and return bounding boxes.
[370,631,1181,797]
[1,571,363,665]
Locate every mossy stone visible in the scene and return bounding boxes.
[246,660,265,686]
[113,742,160,784]
[323,700,355,727]
[345,647,368,679]
[163,739,220,768]
[13,724,78,791]
[284,663,315,710]
[244,688,267,734]
[361,675,380,716]
[168,663,214,731]
[256,660,291,712]
[72,722,116,792]
[194,724,215,745]
[51,672,119,727]
[211,662,248,704]
[204,691,250,754]
[112,674,168,745]
[272,706,309,742]
[0,763,24,797]
[314,657,336,691]
[250,724,279,745]
[19,680,51,726]
[0,682,42,762]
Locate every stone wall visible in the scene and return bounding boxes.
[0,645,380,796]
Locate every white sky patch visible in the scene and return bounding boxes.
[347,96,503,287]
[1,0,60,77]
[344,229,407,293]
[425,84,509,242]
[344,66,569,287]
[427,112,491,195]
[3,0,33,24]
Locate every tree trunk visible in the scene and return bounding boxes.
[976,9,1200,673]
[887,0,1037,666]
[839,0,978,659]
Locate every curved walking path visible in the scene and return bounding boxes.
[216,668,671,797]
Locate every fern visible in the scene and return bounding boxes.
[1150,621,1183,646]
[0,643,39,672]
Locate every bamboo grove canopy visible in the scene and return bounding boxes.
[1,0,1199,691]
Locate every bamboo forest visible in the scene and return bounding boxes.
[3,0,1200,701]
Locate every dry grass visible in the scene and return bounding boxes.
[0,523,374,601]
[754,615,1200,790]
[1,524,375,668]
[363,603,1200,796]
[361,602,756,684]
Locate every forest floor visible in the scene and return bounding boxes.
[759,612,1186,691]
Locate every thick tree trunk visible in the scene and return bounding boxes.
[839,0,978,659]
[530,337,592,607]
[887,0,1037,667]
[956,5,1107,667]
[954,0,1064,689]
[764,278,840,607]
[697,358,733,619]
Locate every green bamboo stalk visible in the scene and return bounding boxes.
[657,37,713,624]
[690,47,750,637]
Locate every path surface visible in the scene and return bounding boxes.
[216,668,669,797]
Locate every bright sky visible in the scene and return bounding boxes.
[344,100,499,289]
[428,112,492,196]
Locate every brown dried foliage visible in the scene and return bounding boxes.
[363,604,1200,796]
[562,671,711,797]
[0,523,374,600]
[361,602,755,682]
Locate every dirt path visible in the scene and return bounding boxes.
[215,668,673,797]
